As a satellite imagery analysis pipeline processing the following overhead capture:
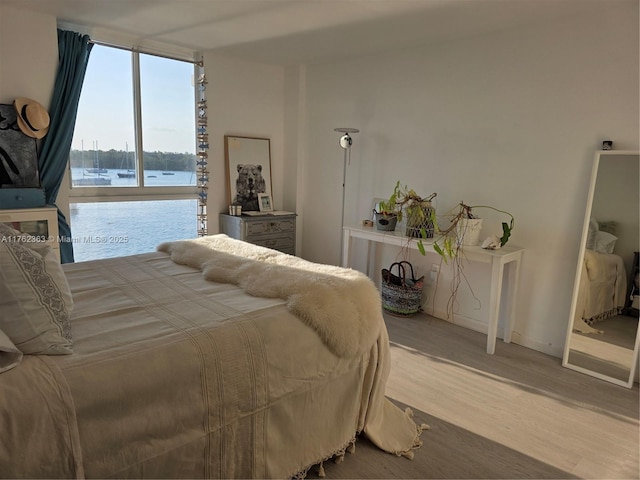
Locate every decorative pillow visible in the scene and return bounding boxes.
[594,230,618,254]
[0,222,49,254]
[0,327,23,373]
[586,217,599,251]
[598,221,618,236]
[0,240,73,355]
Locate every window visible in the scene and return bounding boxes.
[69,44,199,260]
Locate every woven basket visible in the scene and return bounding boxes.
[405,202,435,238]
[381,261,424,316]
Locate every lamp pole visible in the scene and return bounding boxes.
[334,127,359,264]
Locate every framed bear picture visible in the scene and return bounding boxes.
[224,135,272,212]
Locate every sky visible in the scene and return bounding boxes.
[71,45,196,154]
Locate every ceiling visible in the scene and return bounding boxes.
[2,0,617,65]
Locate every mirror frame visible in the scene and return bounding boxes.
[563,150,640,388]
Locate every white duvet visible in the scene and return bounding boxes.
[574,249,627,332]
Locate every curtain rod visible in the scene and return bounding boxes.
[88,39,203,67]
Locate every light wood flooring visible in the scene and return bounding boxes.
[308,313,639,479]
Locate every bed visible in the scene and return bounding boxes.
[0,230,426,478]
[573,219,627,334]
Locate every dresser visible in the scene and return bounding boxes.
[0,206,60,262]
[219,213,296,255]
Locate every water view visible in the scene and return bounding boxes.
[70,168,196,187]
[69,199,198,262]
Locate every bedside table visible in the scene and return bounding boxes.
[219,213,296,255]
[0,206,60,262]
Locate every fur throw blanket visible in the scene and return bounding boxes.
[157,235,383,358]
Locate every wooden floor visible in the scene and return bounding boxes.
[308,313,639,479]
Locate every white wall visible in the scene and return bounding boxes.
[0,6,58,106]
[299,2,639,356]
[203,53,285,234]
[0,5,63,212]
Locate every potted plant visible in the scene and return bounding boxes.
[425,202,515,261]
[414,201,515,319]
[373,183,403,231]
[375,181,438,235]
[378,183,516,319]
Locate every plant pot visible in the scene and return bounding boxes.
[405,201,435,238]
[373,211,398,231]
[456,218,483,246]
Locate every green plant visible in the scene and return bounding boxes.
[419,201,515,319]
[379,182,516,320]
[378,181,437,222]
[376,181,403,217]
[421,201,515,262]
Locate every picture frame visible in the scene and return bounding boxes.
[224,135,272,211]
[258,193,273,212]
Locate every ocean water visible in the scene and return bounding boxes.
[69,199,198,262]
[70,168,196,187]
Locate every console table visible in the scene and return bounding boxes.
[342,225,524,354]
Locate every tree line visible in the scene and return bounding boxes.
[69,149,196,172]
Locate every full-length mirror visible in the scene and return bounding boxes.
[563,151,640,388]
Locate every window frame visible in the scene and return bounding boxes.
[68,46,198,203]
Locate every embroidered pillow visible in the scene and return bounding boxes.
[0,222,49,254]
[0,327,23,373]
[0,240,73,354]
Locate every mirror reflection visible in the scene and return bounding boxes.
[564,151,640,388]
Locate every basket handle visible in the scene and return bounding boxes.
[395,261,417,282]
[388,262,408,286]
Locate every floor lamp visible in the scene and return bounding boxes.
[334,127,359,264]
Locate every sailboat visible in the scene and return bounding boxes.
[73,140,111,186]
[162,156,174,175]
[117,143,135,178]
[85,141,109,174]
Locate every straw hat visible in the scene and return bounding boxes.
[13,97,50,139]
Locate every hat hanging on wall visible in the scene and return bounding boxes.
[13,97,50,139]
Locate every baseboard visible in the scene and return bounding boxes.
[510,332,563,358]
[422,305,564,358]
[422,306,488,335]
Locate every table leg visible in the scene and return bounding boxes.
[487,258,505,354]
[502,254,522,343]
[341,229,352,267]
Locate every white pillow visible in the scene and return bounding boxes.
[0,240,73,355]
[585,217,599,251]
[594,230,618,254]
[0,222,49,254]
[0,327,23,373]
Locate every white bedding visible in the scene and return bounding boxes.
[573,249,627,333]
[0,246,426,478]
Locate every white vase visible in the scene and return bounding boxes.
[456,218,483,246]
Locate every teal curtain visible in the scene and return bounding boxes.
[39,29,93,263]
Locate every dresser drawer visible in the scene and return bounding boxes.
[219,213,297,255]
[244,217,295,238]
[0,188,46,209]
[251,235,295,252]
